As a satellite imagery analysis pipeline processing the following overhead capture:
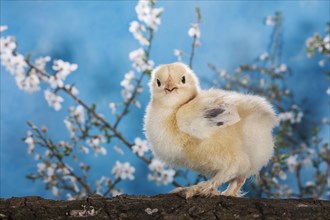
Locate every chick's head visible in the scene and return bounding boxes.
[150,62,200,108]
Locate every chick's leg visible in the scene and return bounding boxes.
[222,177,246,197]
[171,170,236,199]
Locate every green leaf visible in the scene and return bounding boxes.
[195,6,202,23]
[27,121,37,129]
[144,69,151,76]
[25,52,31,62]
[91,103,96,111]
[64,147,73,156]
[26,174,36,180]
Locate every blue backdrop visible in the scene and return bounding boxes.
[1,1,329,199]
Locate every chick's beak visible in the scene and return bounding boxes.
[164,80,178,93]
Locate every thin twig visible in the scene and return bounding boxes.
[189,35,197,69]
[34,126,92,194]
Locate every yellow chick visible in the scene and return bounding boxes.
[144,62,278,198]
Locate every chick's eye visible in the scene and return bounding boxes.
[156,79,161,87]
[181,76,186,84]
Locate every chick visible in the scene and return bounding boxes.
[144,62,278,198]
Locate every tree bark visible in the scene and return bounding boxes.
[0,194,329,219]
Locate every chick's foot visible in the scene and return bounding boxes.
[221,177,246,197]
[171,181,221,199]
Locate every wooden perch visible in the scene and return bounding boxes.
[0,194,329,219]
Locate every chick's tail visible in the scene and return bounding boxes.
[238,96,279,128]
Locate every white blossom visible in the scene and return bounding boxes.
[0,25,8,32]
[64,119,76,139]
[58,141,68,147]
[277,63,287,73]
[51,60,77,87]
[278,170,287,180]
[129,21,149,46]
[34,154,41,161]
[318,59,326,67]
[25,136,35,154]
[47,164,56,177]
[111,189,123,197]
[109,102,117,115]
[218,69,227,78]
[58,164,73,176]
[129,48,154,72]
[188,23,201,38]
[45,149,52,157]
[71,105,85,123]
[260,78,266,87]
[121,71,135,101]
[113,145,124,155]
[44,89,64,111]
[158,169,175,185]
[135,0,163,31]
[306,36,314,48]
[278,111,303,124]
[241,77,249,85]
[0,36,16,54]
[194,39,201,47]
[0,36,28,85]
[132,137,149,157]
[149,158,165,172]
[148,158,175,185]
[38,162,57,184]
[112,161,135,180]
[287,155,298,173]
[63,176,79,193]
[52,186,60,196]
[86,135,107,156]
[305,181,315,187]
[27,130,33,136]
[65,85,79,95]
[322,117,329,124]
[323,35,330,51]
[0,48,45,92]
[48,75,64,89]
[265,16,274,26]
[96,176,110,195]
[174,49,182,61]
[121,71,135,90]
[326,87,330,96]
[37,162,47,174]
[15,71,40,93]
[295,112,303,123]
[96,147,107,156]
[302,156,312,166]
[35,56,51,72]
[134,100,141,108]
[121,89,132,101]
[259,52,269,61]
[79,145,90,154]
[235,67,241,73]
[79,162,88,171]
[272,177,279,184]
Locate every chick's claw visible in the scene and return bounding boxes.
[170,186,187,194]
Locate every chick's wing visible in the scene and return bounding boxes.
[176,91,240,140]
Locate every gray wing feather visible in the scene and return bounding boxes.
[204,104,240,127]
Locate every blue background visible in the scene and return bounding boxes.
[1,1,329,199]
